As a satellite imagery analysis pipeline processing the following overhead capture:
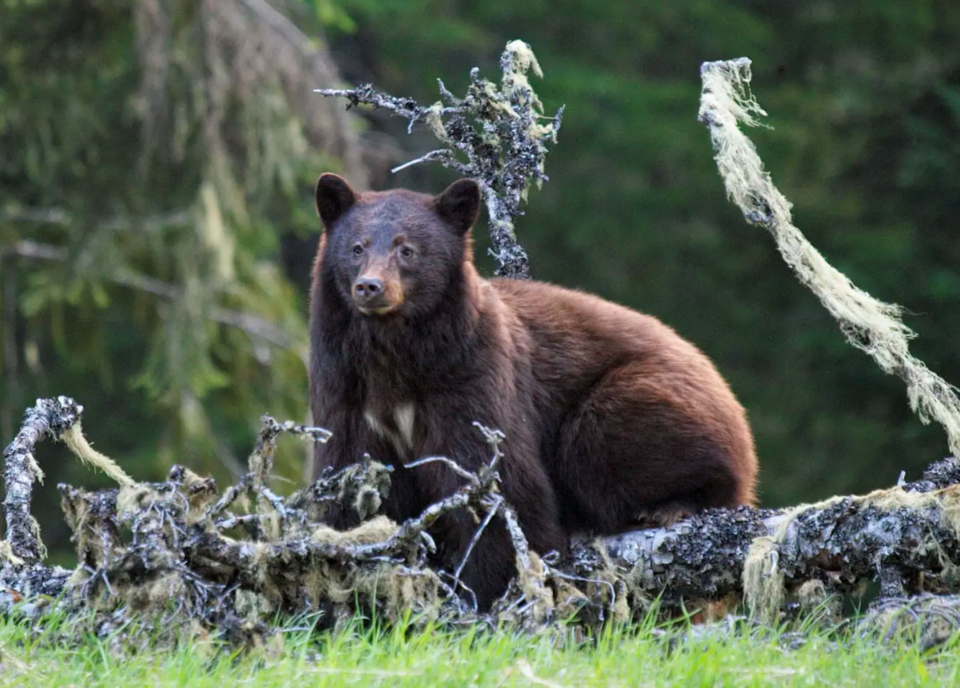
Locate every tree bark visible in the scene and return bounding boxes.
[585,457,960,619]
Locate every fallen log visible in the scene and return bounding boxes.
[2,396,960,636]
[574,458,960,622]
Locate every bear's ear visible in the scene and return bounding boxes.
[435,179,481,235]
[315,173,359,229]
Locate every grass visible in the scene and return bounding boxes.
[0,610,957,687]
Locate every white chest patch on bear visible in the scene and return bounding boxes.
[364,402,416,457]
[394,403,415,449]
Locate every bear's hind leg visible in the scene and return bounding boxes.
[552,362,749,535]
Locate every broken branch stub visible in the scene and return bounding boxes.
[2,396,86,562]
[316,40,563,279]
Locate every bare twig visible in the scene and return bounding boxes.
[209,415,333,525]
[390,150,456,174]
[453,497,500,588]
[404,455,479,486]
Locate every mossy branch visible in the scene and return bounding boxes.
[698,57,960,460]
[315,40,563,279]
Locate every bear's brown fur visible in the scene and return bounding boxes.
[309,173,758,610]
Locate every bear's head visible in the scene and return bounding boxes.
[314,173,481,319]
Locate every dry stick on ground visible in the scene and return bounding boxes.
[316,40,563,279]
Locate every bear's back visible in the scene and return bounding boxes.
[490,276,729,395]
[490,276,757,505]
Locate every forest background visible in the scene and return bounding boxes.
[1,0,958,563]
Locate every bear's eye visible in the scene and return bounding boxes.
[352,244,364,256]
[399,246,415,258]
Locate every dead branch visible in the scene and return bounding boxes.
[316,40,563,279]
[2,396,85,562]
[0,399,535,635]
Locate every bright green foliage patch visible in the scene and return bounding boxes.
[1,613,958,688]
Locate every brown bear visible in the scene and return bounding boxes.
[309,173,758,611]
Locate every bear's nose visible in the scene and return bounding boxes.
[354,277,384,301]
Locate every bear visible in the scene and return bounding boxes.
[309,173,758,611]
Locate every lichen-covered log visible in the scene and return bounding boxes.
[587,457,960,621]
[583,506,772,610]
[4,397,960,636]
